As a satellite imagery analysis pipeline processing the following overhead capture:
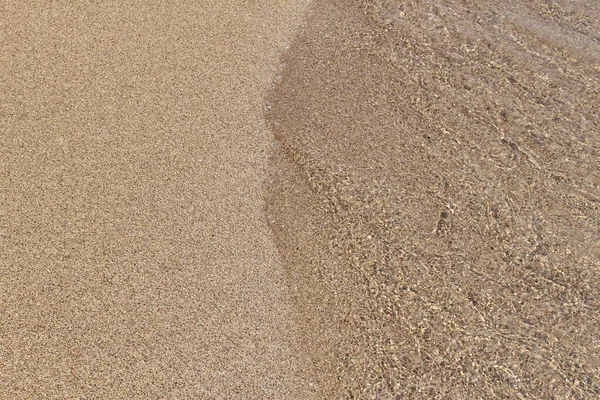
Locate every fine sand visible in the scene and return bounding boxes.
[1,1,315,398]
[267,0,599,398]
[2,0,600,399]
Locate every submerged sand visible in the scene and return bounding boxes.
[1,1,314,398]
[267,0,600,398]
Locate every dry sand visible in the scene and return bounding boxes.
[1,1,315,398]
[267,0,600,398]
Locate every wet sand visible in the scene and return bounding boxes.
[1,1,314,398]
[267,0,600,398]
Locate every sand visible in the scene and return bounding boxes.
[267,0,600,398]
[1,1,315,398]
[3,0,600,399]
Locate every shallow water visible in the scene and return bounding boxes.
[267,0,600,398]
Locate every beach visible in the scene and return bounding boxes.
[2,0,600,398]
[1,1,314,398]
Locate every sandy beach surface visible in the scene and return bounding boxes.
[1,1,314,398]
[3,0,600,399]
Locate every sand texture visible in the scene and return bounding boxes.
[266,0,600,398]
[1,1,315,398]
[2,0,600,399]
